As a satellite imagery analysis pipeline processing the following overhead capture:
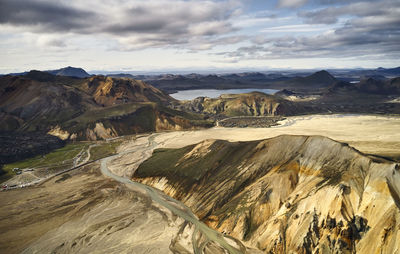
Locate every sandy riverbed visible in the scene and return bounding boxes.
[151,114,400,159]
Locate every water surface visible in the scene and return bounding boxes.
[170,88,279,100]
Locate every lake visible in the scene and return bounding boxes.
[170,88,279,100]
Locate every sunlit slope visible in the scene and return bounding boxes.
[135,135,400,253]
[180,92,315,117]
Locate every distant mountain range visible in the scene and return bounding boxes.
[327,77,400,95]
[356,66,400,77]
[109,67,400,93]
[4,66,90,78]
[109,70,338,93]
[3,66,400,93]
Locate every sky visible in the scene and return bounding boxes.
[0,0,399,73]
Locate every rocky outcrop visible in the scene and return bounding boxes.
[47,104,212,141]
[178,92,313,117]
[134,135,400,253]
[81,76,174,106]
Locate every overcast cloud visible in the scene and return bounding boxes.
[219,0,400,62]
[0,0,398,72]
[0,0,242,50]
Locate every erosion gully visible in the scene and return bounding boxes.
[100,134,243,254]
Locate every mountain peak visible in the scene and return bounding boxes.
[287,70,337,88]
[306,70,336,84]
[47,66,90,78]
[312,70,334,79]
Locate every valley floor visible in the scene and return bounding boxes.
[148,114,400,160]
[1,114,399,253]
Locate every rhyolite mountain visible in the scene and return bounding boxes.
[0,71,211,141]
[176,92,318,117]
[134,135,400,253]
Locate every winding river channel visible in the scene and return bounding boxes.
[100,134,244,254]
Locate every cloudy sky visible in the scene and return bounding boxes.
[0,0,399,73]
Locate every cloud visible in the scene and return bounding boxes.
[214,0,400,61]
[299,10,338,24]
[37,36,67,48]
[260,24,328,33]
[299,1,397,24]
[317,0,375,4]
[0,0,95,32]
[219,1,400,61]
[221,26,400,60]
[233,10,283,28]
[189,35,246,51]
[0,0,242,50]
[278,0,383,9]
[1,0,398,70]
[278,0,308,8]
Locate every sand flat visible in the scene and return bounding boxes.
[153,114,400,158]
